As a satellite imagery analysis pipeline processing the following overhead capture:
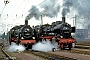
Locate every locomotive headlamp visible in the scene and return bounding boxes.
[32,37,35,39]
[26,29,29,31]
[12,30,14,31]
[38,29,39,32]
[60,36,63,38]
[21,37,24,39]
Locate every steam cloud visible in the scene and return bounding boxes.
[25,5,41,20]
[8,42,25,52]
[25,0,60,20]
[62,0,73,17]
[32,40,58,52]
[25,0,90,29]
[62,0,90,29]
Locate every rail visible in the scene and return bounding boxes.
[0,44,14,60]
[24,50,77,60]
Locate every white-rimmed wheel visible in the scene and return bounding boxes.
[52,48,56,52]
[72,43,75,48]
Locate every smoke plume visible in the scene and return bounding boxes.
[25,0,60,20]
[25,5,41,20]
[62,0,73,17]
[74,0,90,29]
[62,0,90,29]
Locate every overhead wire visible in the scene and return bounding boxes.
[8,0,46,24]
[4,0,47,33]
[2,0,89,34]
[0,4,6,17]
[0,0,10,17]
[7,0,90,26]
[2,0,89,33]
[68,0,90,19]
[5,0,26,20]
[18,0,29,18]
[8,0,62,25]
[4,0,29,33]
[8,0,30,25]
[0,0,9,33]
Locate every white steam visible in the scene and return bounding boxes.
[32,40,58,52]
[62,0,90,29]
[25,0,60,20]
[62,0,73,17]
[25,0,90,29]
[8,42,25,52]
[25,5,41,20]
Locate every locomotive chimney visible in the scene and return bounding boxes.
[62,17,65,22]
[41,15,43,25]
[25,20,28,25]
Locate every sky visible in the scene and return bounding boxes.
[0,0,45,34]
[0,0,90,34]
[0,0,73,34]
[0,0,61,34]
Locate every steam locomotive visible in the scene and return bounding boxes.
[8,17,75,50]
[35,17,76,50]
[7,20,36,49]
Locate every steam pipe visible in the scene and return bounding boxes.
[41,15,43,25]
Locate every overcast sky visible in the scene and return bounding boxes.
[0,0,68,34]
[1,0,89,34]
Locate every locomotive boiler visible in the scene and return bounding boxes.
[51,17,75,38]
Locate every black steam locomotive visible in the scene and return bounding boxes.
[8,20,36,49]
[35,17,76,50]
[7,26,20,44]
[8,17,75,50]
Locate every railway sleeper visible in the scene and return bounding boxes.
[25,50,78,60]
[31,52,77,60]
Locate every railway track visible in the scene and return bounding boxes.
[24,44,90,60]
[72,48,90,55]
[75,45,90,49]
[24,50,77,60]
[59,45,90,55]
[0,43,14,60]
[71,44,90,55]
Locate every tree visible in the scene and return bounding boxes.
[1,32,6,39]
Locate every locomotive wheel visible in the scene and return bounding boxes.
[26,44,33,50]
[69,47,71,50]
[9,40,11,45]
[52,48,56,52]
[68,44,72,50]
[16,33,21,45]
[61,44,64,49]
